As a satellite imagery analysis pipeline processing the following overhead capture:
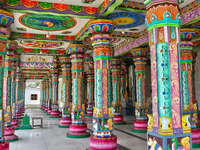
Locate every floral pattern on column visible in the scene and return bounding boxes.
[131,48,149,133]
[67,44,90,138]
[58,56,72,128]
[144,0,192,149]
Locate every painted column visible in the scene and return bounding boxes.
[0,9,14,149]
[43,79,46,111]
[66,44,90,138]
[44,76,49,112]
[111,58,126,125]
[144,0,192,149]
[11,55,19,129]
[180,29,200,148]
[120,60,128,108]
[50,56,60,118]
[41,80,45,110]
[87,19,120,150]
[3,40,18,142]
[47,72,52,115]
[84,55,94,117]
[15,69,22,118]
[58,56,72,128]
[131,48,149,133]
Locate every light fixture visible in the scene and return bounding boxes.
[46,32,50,38]
[122,29,125,34]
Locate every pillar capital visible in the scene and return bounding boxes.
[68,44,87,54]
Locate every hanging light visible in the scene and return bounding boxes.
[46,32,50,38]
[122,29,125,34]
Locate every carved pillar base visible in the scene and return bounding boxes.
[58,118,72,128]
[11,120,19,129]
[192,128,200,148]
[86,108,93,117]
[15,112,22,119]
[49,111,60,118]
[114,115,126,125]
[132,120,147,133]
[67,124,90,138]
[47,109,52,115]
[4,127,18,142]
[0,141,9,150]
[87,135,121,150]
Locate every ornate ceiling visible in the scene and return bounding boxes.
[1,0,199,79]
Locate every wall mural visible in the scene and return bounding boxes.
[19,41,63,48]
[108,12,145,29]
[19,14,77,31]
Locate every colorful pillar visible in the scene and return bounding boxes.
[15,68,22,119]
[41,80,45,110]
[11,54,20,129]
[0,8,14,149]
[120,60,128,109]
[84,55,94,117]
[144,0,192,149]
[44,76,49,113]
[87,19,121,150]
[50,56,60,118]
[47,72,52,115]
[3,40,18,142]
[43,79,46,111]
[58,56,72,128]
[111,58,126,125]
[131,48,149,133]
[66,44,90,138]
[180,29,200,148]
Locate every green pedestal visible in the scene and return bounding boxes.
[18,114,32,130]
[49,116,61,118]
[46,114,51,115]
[86,115,93,117]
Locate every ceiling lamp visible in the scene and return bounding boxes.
[46,32,50,38]
[122,29,125,34]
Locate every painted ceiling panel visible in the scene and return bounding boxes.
[11,12,90,35]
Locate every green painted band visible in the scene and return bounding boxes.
[11,37,72,43]
[5,8,95,19]
[116,7,147,13]
[94,58,111,61]
[148,23,180,31]
[181,61,192,63]
[101,0,124,16]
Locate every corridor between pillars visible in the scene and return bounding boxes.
[58,56,72,128]
[84,55,94,118]
[180,28,200,148]
[49,56,60,118]
[131,48,149,133]
[111,58,126,125]
[67,44,90,138]
[3,41,18,142]
[87,19,121,150]
[144,0,192,149]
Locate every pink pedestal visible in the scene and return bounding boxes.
[192,128,200,147]
[50,111,60,117]
[114,116,126,124]
[87,135,121,150]
[45,107,48,112]
[11,120,19,129]
[48,109,52,114]
[132,121,147,133]
[67,124,90,138]
[0,141,9,150]
[16,112,22,119]
[86,109,93,117]
[58,118,72,127]
[4,127,18,141]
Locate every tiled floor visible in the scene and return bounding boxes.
[9,107,147,150]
